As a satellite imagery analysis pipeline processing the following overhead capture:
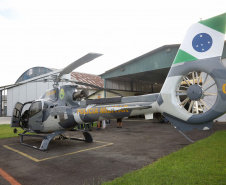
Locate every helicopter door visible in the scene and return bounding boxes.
[11,102,23,127]
[28,101,43,131]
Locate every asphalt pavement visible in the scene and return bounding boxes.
[0,120,225,185]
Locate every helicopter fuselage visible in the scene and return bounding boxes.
[11,85,159,133]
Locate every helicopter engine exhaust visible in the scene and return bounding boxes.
[73,89,89,100]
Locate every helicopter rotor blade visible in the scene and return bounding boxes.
[1,53,102,90]
[69,80,122,97]
[58,53,102,78]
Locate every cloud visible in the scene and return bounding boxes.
[0,0,19,20]
[0,0,226,86]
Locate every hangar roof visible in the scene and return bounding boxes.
[71,72,104,89]
[13,67,103,90]
[101,41,226,85]
[16,67,53,83]
[100,44,180,84]
[100,41,226,93]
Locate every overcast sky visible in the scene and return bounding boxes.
[0,0,225,87]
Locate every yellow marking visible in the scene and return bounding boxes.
[100,107,107,113]
[3,141,113,163]
[38,143,113,162]
[77,109,81,114]
[46,90,56,96]
[77,105,129,115]
[94,140,112,144]
[89,108,93,114]
[222,84,226,94]
[94,108,98,114]
[3,145,40,162]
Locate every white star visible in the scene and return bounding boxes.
[201,44,203,46]
[196,45,199,47]
[208,41,210,44]
[202,49,204,51]
[200,35,203,37]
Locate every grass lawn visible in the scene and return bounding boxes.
[0,124,24,139]
[103,130,226,185]
[0,123,99,139]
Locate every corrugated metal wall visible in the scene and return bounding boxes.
[7,82,54,116]
[105,79,158,93]
[6,81,98,116]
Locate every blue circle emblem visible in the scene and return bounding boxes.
[192,33,212,52]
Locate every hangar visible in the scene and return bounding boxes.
[98,41,226,121]
[101,42,226,94]
[1,42,226,121]
[0,68,103,116]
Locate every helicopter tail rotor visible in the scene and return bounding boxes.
[156,13,226,131]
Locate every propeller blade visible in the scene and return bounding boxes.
[182,76,191,86]
[200,99,210,110]
[1,53,102,90]
[59,53,103,77]
[197,72,202,85]
[188,100,194,113]
[180,97,189,106]
[202,76,212,87]
[176,90,187,96]
[203,92,218,96]
[197,101,204,112]
[192,71,195,84]
[195,101,199,114]
[203,81,216,91]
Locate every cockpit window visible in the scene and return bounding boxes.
[13,102,23,118]
[29,102,42,117]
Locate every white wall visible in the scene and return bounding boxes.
[6,80,95,116]
[7,81,70,116]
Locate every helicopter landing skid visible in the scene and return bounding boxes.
[19,130,66,151]
[55,131,93,143]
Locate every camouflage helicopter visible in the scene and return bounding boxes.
[2,13,226,150]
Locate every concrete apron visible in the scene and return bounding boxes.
[0,117,11,125]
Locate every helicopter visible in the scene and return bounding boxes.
[1,13,226,150]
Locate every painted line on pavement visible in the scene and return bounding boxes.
[0,167,21,185]
[3,141,113,162]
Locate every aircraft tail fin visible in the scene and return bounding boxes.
[156,13,226,131]
[174,13,225,64]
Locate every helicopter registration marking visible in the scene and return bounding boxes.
[76,105,129,115]
[222,84,226,94]
[46,89,56,96]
